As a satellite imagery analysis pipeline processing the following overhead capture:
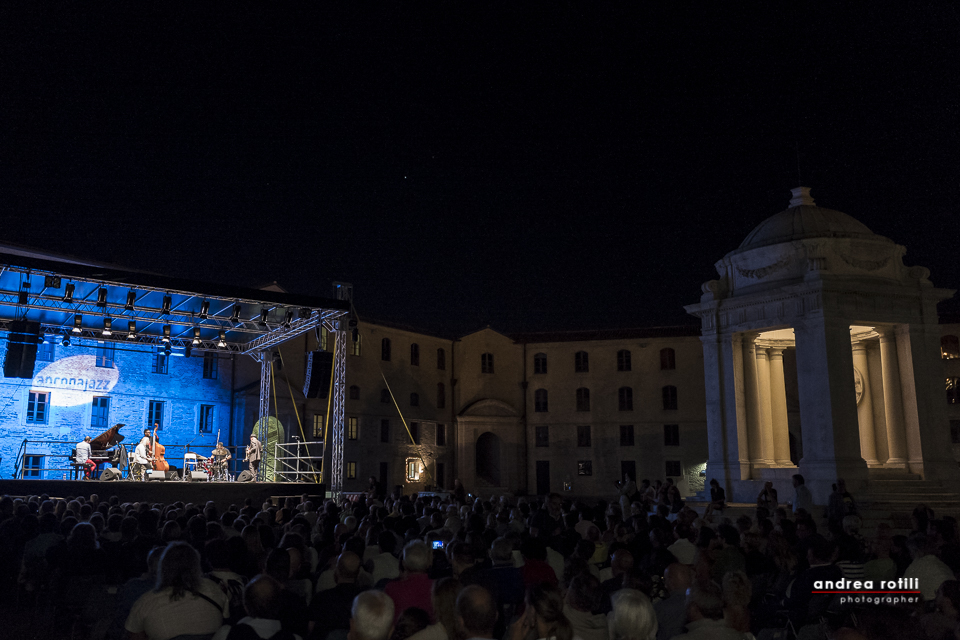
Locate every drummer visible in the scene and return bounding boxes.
[212,442,231,469]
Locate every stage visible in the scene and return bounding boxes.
[0,478,326,508]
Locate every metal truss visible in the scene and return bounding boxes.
[257,354,271,481]
[330,320,347,500]
[241,309,347,355]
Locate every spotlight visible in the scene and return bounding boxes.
[44,275,61,289]
[161,325,171,343]
[161,295,172,315]
[199,300,209,319]
[102,318,113,336]
[18,286,29,305]
[217,330,226,348]
[72,315,82,333]
[283,309,294,327]
[38,335,47,344]
[125,290,136,311]
[163,345,172,356]
[230,304,241,323]
[258,308,269,327]
[127,321,137,339]
[192,327,201,345]
[61,335,70,347]
[63,283,74,303]
[97,287,108,307]
[298,307,311,319]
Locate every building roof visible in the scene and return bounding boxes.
[509,325,701,344]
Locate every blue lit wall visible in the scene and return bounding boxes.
[0,334,245,479]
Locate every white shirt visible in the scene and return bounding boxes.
[76,441,92,464]
[125,579,228,640]
[134,442,150,465]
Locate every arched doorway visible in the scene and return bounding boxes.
[475,432,502,486]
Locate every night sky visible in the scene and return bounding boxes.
[3,4,958,336]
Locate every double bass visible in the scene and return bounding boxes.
[151,427,169,472]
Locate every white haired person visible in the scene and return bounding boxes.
[608,589,657,640]
[384,541,435,622]
[125,541,229,640]
[350,591,395,640]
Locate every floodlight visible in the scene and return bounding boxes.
[199,300,209,319]
[192,328,201,345]
[63,284,74,303]
[103,318,113,336]
[258,308,269,327]
[162,325,171,343]
[97,287,108,307]
[125,290,136,310]
[161,295,172,314]
[231,304,241,323]
[72,315,82,333]
[127,321,137,339]
[217,330,227,348]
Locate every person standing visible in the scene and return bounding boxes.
[245,433,263,476]
[132,437,151,482]
[76,436,96,480]
[791,474,814,515]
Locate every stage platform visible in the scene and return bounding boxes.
[0,478,326,508]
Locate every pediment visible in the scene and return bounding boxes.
[459,398,519,418]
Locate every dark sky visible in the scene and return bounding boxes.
[3,4,958,336]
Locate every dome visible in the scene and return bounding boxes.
[737,187,884,252]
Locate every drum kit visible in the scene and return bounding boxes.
[188,454,233,482]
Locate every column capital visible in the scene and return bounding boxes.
[768,347,785,359]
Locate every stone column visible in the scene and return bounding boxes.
[768,347,792,465]
[755,347,776,465]
[851,341,879,466]
[879,329,908,465]
[700,331,751,492]
[742,334,769,467]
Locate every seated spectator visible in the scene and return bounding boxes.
[510,583,572,640]
[309,552,368,640]
[213,575,303,640]
[350,591,395,640]
[654,563,692,640]
[905,532,956,602]
[563,573,607,640]
[384,541,435,622]
[670,581,743,640]
[782,536,842,630]
[721,570,751,634]
[391,608,430,640]
[407,578,462,640]
[456,585,498,640]
[608,589,657,640]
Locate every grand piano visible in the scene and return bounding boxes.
[86,423,128,475]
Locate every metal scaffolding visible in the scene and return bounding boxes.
[330,318,347,500]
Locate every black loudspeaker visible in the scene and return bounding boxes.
[4,320,40,378]
[147,470,166,481]
[100,467,122,481]
[166,470,180,481]
[303,350,334,399]
[188,471,208,482]
[237,470,255,483]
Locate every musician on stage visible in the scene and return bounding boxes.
[245,433,263,475]
[212,441,231,476]
[75,436,96,480]
[132,438,151,482]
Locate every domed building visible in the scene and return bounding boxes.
[686,187,958,504]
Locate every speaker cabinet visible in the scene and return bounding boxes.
[188,471,208,482]
[147,470,167,481]
[303,350,334,399]
[4,320,40,378]
[237,470,255,483]
[99,467,122,481]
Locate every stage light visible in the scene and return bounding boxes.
[283,309,294,327]
[162,325,171,343]
[127,321,137,339]
[61,335,70,347]
[231,304,241,323]
[63,283,74,303]
[18,285,29,305]
[97,287,108,307]
[163,345,172,356]
[125,290,136,310]
[199,300,209,319]
[44,275,61,289]
[161,295,172,315]
[72,315,82,333]
[39,335,47,344]
[192,327,201,345]
[217,330,226,348]
[258,308,269,327]
[102,318,113,336]
[298,307,311,319]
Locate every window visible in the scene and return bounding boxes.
[577,425,592,447]
[23,454,42,479]
[436,462,445,488]
[576,387,590,412]
[664,424,680,446]
[406,458,422,481]
[618,386,633,411]
[436,423,446,446]
[347,462,357,479]
[95,342,115,368]
[36,341,54,362]
[665,460,682,477]
[620,424,635,447]
[91,396,110,429]
[437,348,446,370]
[27,391,49,424]
[536,426,550,447]
[660,348,676,370]
[948,378,960,405]
[410,343,419,366]
[199,404,215,433]
[148,400,164,428]
[348,417,358,440]
[535,389,549,412]
[534,353,547,374]
[152,352,168,374]
[203,353,218,379]
[662,385,678,410]
[952,420,960,444]
[481,353,494,374]
[943,336,960,360]
[577,460,593,476]
[380,419,390,443]
[575,351,589,373]
[410,392,419,407]
[381,338,391,361]
[349,385,360,400]
[617,349,631,372]
[351,333,361,356]
[380,388,390,403]
[314,414,325,439]
[437,383,445,409]
[409,422,420,444]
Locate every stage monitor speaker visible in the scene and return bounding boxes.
[188,471,208,482]
[166,470,180,481]
[147,470,167,481]
[237,470,255,483]
[303,350,334,399]
[100,468,122,481]
[4,320,40,378]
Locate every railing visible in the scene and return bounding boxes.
[272,440,322,483]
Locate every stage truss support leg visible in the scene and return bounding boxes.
[331,320,347,501]
[256,352,270,481]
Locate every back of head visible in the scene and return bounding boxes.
[244,575,284,619]
[337,551,362,582]
[663,563,693,594]
[402,540,433,573]
[391,607,431,640]
[157,541,202,599]
[609,589,657,640]
[527,583,573,640]
[352,591,395,640]
[457,584,498,638]
[490,537,513,564]
[686,582,724,621]
[266,547,292,580]
[567,573,602,613]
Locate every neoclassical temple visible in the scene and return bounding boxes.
[686,187,958,503]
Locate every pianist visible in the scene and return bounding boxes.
[76,436,96,480]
